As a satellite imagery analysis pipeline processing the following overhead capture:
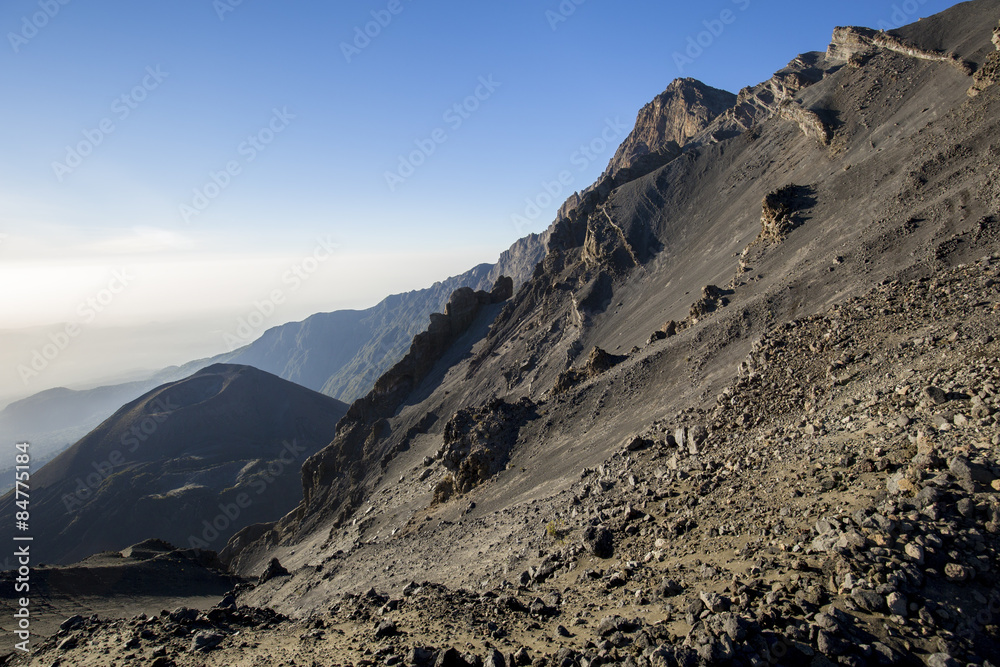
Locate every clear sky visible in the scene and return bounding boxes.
[0,0,958,402]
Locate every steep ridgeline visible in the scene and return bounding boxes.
[223,277,514,563]
[224,232,546,403]
[0,364,346,565]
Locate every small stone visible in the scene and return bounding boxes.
[924,386,948,405]
[374,620,398,639]
[956,498,975,517]
[190,630,225,652]
[944,563,969,582]
[597,615,629,637]
[583,525,614,558]
[699,591,727,613]
[817,630,849,656]
[851,588,885,613]
[925,653,959,667]
[904,543,925,564]
[886,592,907,616]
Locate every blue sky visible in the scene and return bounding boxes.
[0,0,958,399]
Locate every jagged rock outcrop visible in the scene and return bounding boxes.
[970,20,1000,97]
[604,79,736,182]
[299,276,514,511]
[693,52,831,147]
[553,347,627,395]
[434,397,537,500]
[778,102,832,145]
[558,79,735,221]
[758,184,815,243]
[827,26,975,75]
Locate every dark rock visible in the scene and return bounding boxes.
[597,615,632,637]
[258,557,289,584]
[656,578,684,598]
[435,648,468,667]
[486,649,506,667]
[925,654,959,667]
[816,629,850,656]
[407,647,434,665]
[374,620,398,639]
[924,386,948,405]
[583,525,614,558]
[851,588,886,613]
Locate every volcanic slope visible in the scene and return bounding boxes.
[228,0,1000,593]
[19,2,1000,666]
[0,364,347,566]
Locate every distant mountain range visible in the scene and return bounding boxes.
[0,231,547,483]
[0,364,347,565]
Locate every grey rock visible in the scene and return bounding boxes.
[407,647,434,665]
[597,615,632,636]
[60,615,85,631]
[486,649,506,667]
[851,588,885,613]
[886,591,907,616]
[258,557,289,584]
[190,630,225,652]
[656,578,684,598]
[434,648,467,667]
[374,620,398,639]
[925,654,959,667]
[699,591,727,613]
[924,386,948,405]
[817,629,850,656]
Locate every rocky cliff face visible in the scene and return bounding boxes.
[557,79,735,222]
[604,78,736,182]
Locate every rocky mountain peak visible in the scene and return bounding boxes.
[557,78,736,221]
[604,78,736,182]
